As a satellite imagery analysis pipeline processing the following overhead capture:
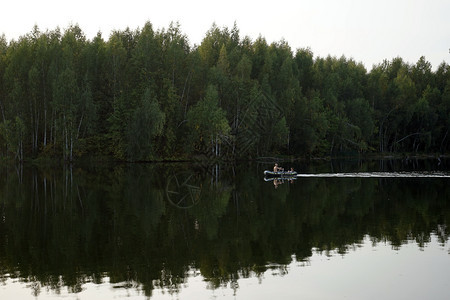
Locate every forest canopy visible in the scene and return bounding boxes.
[0,22,449,161]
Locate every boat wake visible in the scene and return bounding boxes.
[296,172,450,178]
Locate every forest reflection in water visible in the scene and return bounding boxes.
[0,159,449,299]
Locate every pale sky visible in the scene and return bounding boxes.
[1,0,449,70]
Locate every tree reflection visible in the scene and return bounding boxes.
[0,161,449,297]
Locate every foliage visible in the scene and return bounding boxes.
[1,23,450,161]
[186,84,230,155]
[127,87,165,161]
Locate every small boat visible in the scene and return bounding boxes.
[264,170,298,177]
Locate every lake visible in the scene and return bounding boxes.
[0,158,449,299]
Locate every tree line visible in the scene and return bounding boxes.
[0,22,449,161]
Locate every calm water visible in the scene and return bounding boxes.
[0,159,449,299]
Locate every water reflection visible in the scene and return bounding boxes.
[0,160,449,298]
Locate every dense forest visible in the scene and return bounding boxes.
[0,22,449,161]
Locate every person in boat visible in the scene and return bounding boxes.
[274,163,284,172]
[289,168,296,183]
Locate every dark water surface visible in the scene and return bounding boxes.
[0,159,449,299]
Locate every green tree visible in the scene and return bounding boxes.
[186,85,230,156]
[0,34,8,155]
[411,56,433,97]
[409,86,439,151]
[52,67,79,161]
[0,116,26,160]
[127,87,165,161]
[105,31,127,106]
[294,48,314,92]
[105,30,130,159]
[346,98,375,150]
[198,24,230,68]
[290,92,329,155]
[81,32,108,136]
[440,80,450,151]
[246,91,289,156]
[158,24,190,157]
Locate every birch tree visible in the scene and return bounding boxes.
[186,85,230,156]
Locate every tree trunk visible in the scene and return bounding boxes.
[70,130,73,162]
[42,62,47,147]
[77,112,84,139]
[440,130,448,153]
[44,109,47,147]
[64,114,68,161]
